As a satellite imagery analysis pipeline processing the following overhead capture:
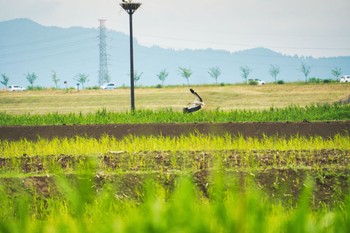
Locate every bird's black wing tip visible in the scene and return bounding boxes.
[190,88,195,93]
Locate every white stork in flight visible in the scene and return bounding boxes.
[183,88,204,113]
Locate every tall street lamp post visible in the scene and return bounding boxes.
[120,1,141,111]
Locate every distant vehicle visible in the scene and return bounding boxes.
[340,75,350,83]
[100,83,117,90]
[248,79,265,85]
[8,85,26,91]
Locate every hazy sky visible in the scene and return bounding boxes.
[1,0,349,57]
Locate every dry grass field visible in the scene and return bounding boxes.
[0,83,349,114]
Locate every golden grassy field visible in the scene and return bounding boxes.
[0,83,349,114]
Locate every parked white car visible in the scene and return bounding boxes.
[248,79,266,85]
[100,83,117,90]
[8,85,26,91]
[340,75,350,83]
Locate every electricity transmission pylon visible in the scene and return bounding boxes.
[98,19,109,85]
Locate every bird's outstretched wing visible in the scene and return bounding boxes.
[183,89,204,113]
[190,88,203,102]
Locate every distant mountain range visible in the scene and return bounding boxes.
[1,18,349,88]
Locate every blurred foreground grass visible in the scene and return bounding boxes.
[1,172,350,233]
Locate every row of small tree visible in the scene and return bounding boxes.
[156,66,221,87]
[0,64,345,89]
[0,72,37,89]
[0,71,90,89]
[232,63,343,85]
[52,72,90,89]
[134,66,221,87]
[160,64,343,86]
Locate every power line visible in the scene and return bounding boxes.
[0,37,97,58]
[0,30,97,49]
[0,45,97,65]
[134,33,350,51]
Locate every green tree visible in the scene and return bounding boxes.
[331,67,342,80]
[25,72,37,88]
[178,67,192,86]
[240,66,252,84]
[75,73,89,89]
[157,69,169,87]
[269,65,280,83]
[51,70,60,89]
[298,62,311,83]
[208,66,221,84]
[134,71,143,86]
[1,73,9,89]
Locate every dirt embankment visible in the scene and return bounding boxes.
[1,149,349,206]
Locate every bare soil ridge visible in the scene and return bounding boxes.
[1,122,349,141]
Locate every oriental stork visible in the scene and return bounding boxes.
[183,88,204,113]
